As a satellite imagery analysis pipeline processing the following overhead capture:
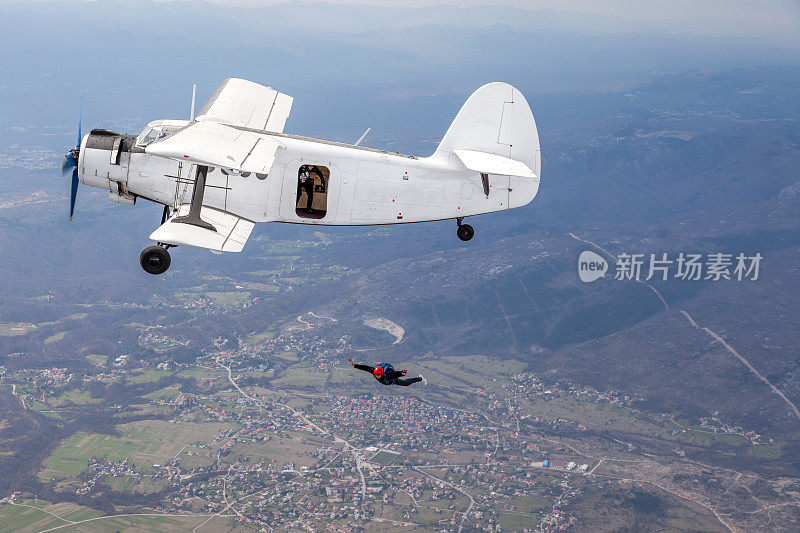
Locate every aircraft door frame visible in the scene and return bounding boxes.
[279,159,339,223]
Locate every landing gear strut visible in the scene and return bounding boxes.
[140,205,174,275]
[456,217,474,241]
[140,245,171,275]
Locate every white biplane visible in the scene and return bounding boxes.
[61,79,541,274]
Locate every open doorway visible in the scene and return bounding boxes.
[296,164,329,219]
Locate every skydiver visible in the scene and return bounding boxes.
[297,164,323,212]
[348,358,426,387]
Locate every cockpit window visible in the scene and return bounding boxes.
[157,125,181,140]
[136,124,182,147]
[137,127,161,146]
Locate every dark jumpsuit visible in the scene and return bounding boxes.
[353,363,422,386]
[297,166,323,212]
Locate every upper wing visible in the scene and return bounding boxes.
[145,78,291,173]
[195,78,293,133]
[145,121,280,174]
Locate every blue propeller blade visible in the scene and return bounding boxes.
[60,153,75,177]
[69,165,79,221]
[67,92,82,220]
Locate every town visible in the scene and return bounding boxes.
[1,316,786,532]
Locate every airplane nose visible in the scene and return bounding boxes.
[80,129,121,187]
[79,129,137,191]
[77,132,89,182]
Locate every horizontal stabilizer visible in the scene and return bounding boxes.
[454,149,537,178]
[150,205,254,252]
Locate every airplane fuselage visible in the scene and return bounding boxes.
[78,127,540,226]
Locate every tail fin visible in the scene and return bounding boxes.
[434,82,540,179]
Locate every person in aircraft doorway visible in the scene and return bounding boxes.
[348,358,426,387]
[297,164,323,212]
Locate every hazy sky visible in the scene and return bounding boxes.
[174,0,797,45]
[17,0,800,46]
[195,0,799,25]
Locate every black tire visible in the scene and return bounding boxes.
[457,224,475,241]
[140,245,171,275]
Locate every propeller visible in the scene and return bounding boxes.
[60,98,82,221]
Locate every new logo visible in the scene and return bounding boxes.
[578,251,608,283]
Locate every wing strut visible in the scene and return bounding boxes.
[189,83,197,120]
[481,173,490,196]
[173,165,216,232]
[354,127,371,146]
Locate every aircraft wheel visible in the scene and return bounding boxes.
[457,224,474,241]
[140,245,171,275]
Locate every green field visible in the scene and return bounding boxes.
[227,436,321,468]
[203,291,252,307]
[41,420,235,482]
[519,395,668,437]
[51,389,100,407]
[41,432,166,480]
[498,511,541,531]
[244,329,276,345]
[278,276,310,286]
[177,367,219,378]
[272,364,328,387]
[103,475,137,493]
[85,355,107,366]
[413,355,525,393]
[138,336,185,352]
[0,502,71,532]
[273,350,300,361]
[127,370,172,385]
[238,281,281,293]
[247,268,288,277]
[0,322,36,336]
[747,442,783,459]
[144,386,182,401]
[0,503,236,533]
[29,400,53,413]
[441,355,527,377]
[371,450,402,465]
[670,427,751,447]
[44,332,67,345]
[123,404,174,418]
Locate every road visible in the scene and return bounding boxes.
[702,326,800,422]
[11,383,26,409]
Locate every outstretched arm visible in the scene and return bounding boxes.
[349,359,375,374]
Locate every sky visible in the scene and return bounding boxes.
[16,0,800,47]
[3,0,798,149]
[188,0,800,45]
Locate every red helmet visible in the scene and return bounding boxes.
[373,366,384,378]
